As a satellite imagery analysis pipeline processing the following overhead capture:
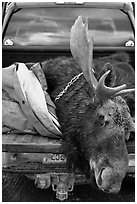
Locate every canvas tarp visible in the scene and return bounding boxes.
[2,63,62,138]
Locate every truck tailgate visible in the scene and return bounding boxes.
[2,133,62,153]
[2,134,135,174]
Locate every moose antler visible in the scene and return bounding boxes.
[70,16,135,100]
[96,64,135,100]
[70,16,97,90]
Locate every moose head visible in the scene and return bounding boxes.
[69,16,135,193]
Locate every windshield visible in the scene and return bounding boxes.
[4,7,134,47]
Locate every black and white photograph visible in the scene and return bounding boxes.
[2,1,135,202]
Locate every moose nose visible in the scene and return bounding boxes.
[97,167,121,194]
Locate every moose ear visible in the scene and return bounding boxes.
[114,62,135,89]
[70,16,97,90]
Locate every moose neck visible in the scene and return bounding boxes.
[54,73,96,106]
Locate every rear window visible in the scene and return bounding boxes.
[4,7,134,47]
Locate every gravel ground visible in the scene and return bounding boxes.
[26,175,134,202]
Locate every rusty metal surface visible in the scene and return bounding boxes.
[2,133,62,153]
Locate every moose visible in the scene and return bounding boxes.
[35,16,134,194]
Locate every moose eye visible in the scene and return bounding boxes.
[98,114,109,127]
[98,114,104,120]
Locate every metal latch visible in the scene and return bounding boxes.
[35,174,51,189]
[52,173,75,201]
[34,173,75,201]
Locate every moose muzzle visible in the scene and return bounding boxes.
[96,167,123,193]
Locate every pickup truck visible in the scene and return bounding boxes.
[2,2,135,202]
